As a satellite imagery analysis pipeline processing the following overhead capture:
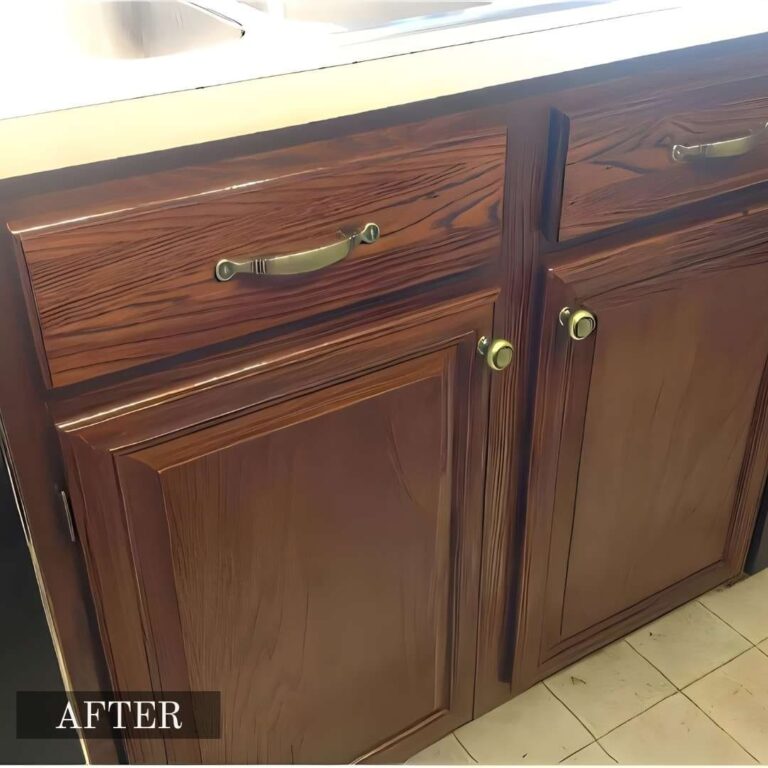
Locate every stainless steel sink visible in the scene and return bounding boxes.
[66,1,244,58]
[240,1,488,30]
[45,0,663,60]
[237,0,621,36]
[0,0,677,121]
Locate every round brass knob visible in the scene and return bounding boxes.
[559,307,597,341]
[477,337,515,372]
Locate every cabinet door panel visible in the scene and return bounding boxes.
[58,296,494,764]
[562,266,768,637]
[516,208,768,688]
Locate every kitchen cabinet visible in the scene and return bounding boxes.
[3,33,768,765]
[514,203,768,688]
[56,293,498,763]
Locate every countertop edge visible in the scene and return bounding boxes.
[3,6,768,181]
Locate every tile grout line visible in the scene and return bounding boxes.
[696,598,759,647]
[593,741,618,764]
[559,740,619,765]
[628,636,754,691]
[542,679,598,740]
[594,688,678,742]
[583,641,682,743]
[680,645,755,689]
[619,640,680,690]
[450,731,478,764]
[627,624,759,706]
[558,738,598,764]
[453,729,480,764]
[449,582,767,767]
[544,638,682,749]
[549,639,678,743]
[610,640,761,764]
[548,596,766,761]
[678,687,761,764]
[546,660,681,761]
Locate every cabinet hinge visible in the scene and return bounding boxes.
[59,489,77,543]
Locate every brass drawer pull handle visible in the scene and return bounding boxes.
[215,222,381,282]
[560,307,597,341]
[672,123,768,162]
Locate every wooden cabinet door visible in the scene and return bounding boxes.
[515,208,768,689]
[57,294,495,764]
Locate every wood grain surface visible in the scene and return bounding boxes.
[14,130,505,388]
[0,228,122,764]
[514,200,768,689]
[4,36,768,764]
[558,75,768,240]
[56,294,495,763]
[473,105,551,714]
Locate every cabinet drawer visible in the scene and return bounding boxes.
[554,76,768,240]
[12,129,506,388]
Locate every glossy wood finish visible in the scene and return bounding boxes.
[557,74,768,240]
[4,34,768,764]
[13,130,505,388]
[0,227,120,764]
[2,99,525,729]
[473,105,550,713]
[57,293,495,763]
[515,202,768,689]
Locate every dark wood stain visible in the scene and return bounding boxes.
[57,295,494,763]
[474,105,551,714]
[558,75,768,240]
[0,229,123,763]
[14,130,505,388]
[515,203,768,689]
[2,34,768,763]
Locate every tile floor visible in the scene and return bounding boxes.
[408,569,768,765]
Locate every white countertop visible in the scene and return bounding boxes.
[2,0,768,181]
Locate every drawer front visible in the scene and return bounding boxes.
[555,76,768,241]
[13,130,506,387]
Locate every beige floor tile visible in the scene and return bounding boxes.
[759,639,768,656]
[561,743,615,764]
[455,683,591,764]
[545,641,674,737]
[407,734,475,765]
[626,601,750,687]
[599,693,755,764]
[685,647,768,763]
[699,570,768,643]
